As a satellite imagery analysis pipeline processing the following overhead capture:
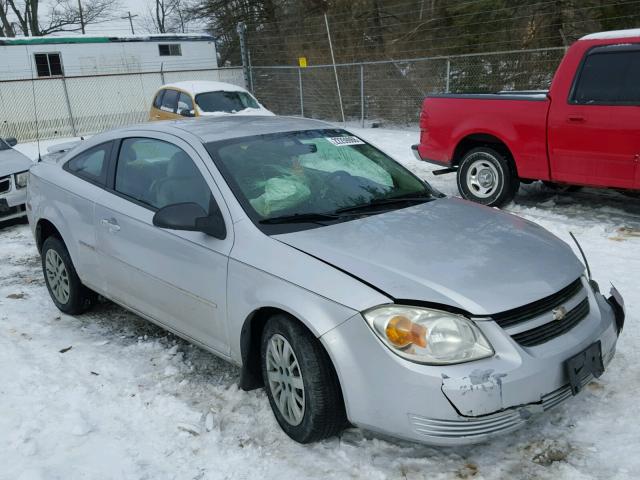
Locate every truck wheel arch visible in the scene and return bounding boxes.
[453,133,517,174]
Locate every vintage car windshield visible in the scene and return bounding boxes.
[195,91,260,113]
[206,129,431,225]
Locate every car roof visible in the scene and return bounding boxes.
[160,81,249,95]
[107,116,336,144]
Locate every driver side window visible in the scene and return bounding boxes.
[114,138,213,212]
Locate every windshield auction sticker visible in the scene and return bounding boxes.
[327,136,366,146]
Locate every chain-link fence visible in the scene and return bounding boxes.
[251,47,566,125]
[0,67,245,142]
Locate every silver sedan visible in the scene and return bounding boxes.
[27,116,624,445]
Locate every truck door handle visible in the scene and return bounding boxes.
[101,218,121,232]
[567,115,585,123]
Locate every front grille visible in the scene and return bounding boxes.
[492,278,583,329]
[0,176,10,194]
[512,297,590,347]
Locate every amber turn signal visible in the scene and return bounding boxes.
[385,315,428,348]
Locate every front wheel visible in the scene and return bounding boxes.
[457,147,519,207]
[261,314,346,443]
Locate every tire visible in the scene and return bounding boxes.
[457,146,519,207]
[41,236,96,315]
[261,314,346,443]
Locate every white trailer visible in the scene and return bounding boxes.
[0,34,218,81]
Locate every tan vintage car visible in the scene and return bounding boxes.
[149,81,274,121]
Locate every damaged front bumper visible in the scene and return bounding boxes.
[321,281,621,446]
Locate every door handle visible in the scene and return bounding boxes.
[101,218,121,232]
[567,115,585,123]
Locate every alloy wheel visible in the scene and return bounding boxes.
[45,249,70,305]
[265,333,305,426]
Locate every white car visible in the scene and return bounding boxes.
[0,137,31,222]
[149,81,274,121]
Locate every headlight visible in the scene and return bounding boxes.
[15,171,28,188]
[363,305,494,365]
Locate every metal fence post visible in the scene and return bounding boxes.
[160,62,166,84]
[61,75,77,137]
[360,63,365,127]
[237,22,251,90]
[298,67,304,117]
[445,58,451,93]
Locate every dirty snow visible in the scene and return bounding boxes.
[1,127,639,479]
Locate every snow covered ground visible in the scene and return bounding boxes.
[2,128,639,479]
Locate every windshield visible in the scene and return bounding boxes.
[195,91,260,113]
[0,139,9,151]
[206,129,431,228]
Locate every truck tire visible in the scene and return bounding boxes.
[261,313,346,443]
[457,147,519,207]
[41,236,97,315]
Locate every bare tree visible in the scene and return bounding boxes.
[5,0,119,36]
[0,1,17,36]
[143,0,187,33]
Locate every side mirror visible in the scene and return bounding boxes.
[152,202,226,239]
[4,137,17,147]
[179,109,195,117]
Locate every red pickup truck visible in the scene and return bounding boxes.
[413,28,640,207]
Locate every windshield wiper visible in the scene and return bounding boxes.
[334,192,433,214]
[259,212,342,225]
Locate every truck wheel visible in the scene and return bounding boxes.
[41,236,96,315]
[457,147,519,207]
[261,314,346,443]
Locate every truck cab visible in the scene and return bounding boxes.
[413,28,640,206]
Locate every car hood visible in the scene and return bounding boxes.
[274,198,584,315]
[0,148,32,176]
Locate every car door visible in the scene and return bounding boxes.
[177,91,196,118]
[548,46,640,189]
[94,133,233,355]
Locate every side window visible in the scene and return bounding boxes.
[573,51,640,104]
[114,138,213,212]
[160,89,179,113]
[65,143,111,184]
[153,90,165,109]
[158,44,182,56]
[177,93,194,116]
[34,53,63,77]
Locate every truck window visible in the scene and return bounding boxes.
[573,50,640,105]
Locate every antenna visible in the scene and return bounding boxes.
[569,231,591,280]
[26,46,42,162]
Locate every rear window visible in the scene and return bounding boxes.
[195,91,259,113]
[573,50,640,104]
[65,143,112,185]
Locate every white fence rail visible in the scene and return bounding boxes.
[0,67,245,142]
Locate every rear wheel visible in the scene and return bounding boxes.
[41,236,96,314]
[261,314,346,443]
[457,147,519,207]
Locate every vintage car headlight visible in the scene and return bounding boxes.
[363,305,494,365]
[15,171,28,188]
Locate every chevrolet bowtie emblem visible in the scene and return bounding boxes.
[552,306,567,321]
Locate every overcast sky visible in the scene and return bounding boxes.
[79,0,206,36]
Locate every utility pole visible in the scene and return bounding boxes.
[77,0,85,34]
[122,11,139,35]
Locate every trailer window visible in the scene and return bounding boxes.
[159,44,182,56]
[573,51,640,105]
[34,53,63,77]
